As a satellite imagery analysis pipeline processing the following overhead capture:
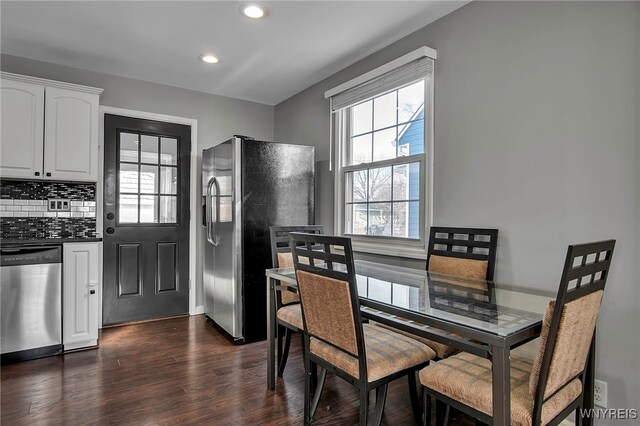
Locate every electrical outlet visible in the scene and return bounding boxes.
[48,198,70,212]
[594,379,608,408]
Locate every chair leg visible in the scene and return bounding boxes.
[359,388,369,426]
[408,372,422,423]
[310,367,327,419]
[371,383,388,426]
[277,328,292,377]
[443,404,452,426]
[436,400,450,425]
[303,358,313,426]
[575,405,583,426]
[276,324,284,374]
[422,391,431,426]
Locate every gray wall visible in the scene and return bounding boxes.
[275,1,640,417]
[1,53,275,309]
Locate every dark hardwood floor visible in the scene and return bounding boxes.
[1,315,473,425]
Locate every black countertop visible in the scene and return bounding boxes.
[1,238,102,247]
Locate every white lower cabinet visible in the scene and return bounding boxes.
[63,242,100,350]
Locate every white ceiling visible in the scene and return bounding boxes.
[0,1,466,105]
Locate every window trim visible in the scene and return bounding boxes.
[333,74,434,260]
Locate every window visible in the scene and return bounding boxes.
[118,132,179,224]
[328,48,435,258]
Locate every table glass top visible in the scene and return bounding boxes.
[266,260,553,337]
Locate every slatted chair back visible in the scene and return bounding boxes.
[530,240,615,423]
[427,227,499,281]
[288,233,367,379]
[269,225,323,306]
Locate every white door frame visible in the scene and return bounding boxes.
[98,106,199,325]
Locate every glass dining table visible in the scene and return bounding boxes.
[265,260,591,425]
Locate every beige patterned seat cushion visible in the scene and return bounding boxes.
[276,252,301,305]
[419,352,582,426]
[277,304,303,330]
[429,255,489,280]
[310,324,436,383]
[373,322,459,359]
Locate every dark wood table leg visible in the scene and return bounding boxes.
[267,276,276,390]
[492,345,510,425]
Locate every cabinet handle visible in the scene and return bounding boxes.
[46,172,51,177]
[35,172,40,176]
[90,290,96,295]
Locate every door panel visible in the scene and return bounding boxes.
[103,114,190,325]
[157,242,178,293]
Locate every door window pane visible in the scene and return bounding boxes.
[119,164,138,193]
[119,195,138,223]
[159,196,176,223]
[140,165,158,194]
[120,133,139,162]
[117,130,180,226]
[140,135,158,163]
[160,138,178,165]
[160,167,177,194]
[140,195,158,223]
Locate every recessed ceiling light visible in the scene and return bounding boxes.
[242,4,268,19]
[200,54,219,64]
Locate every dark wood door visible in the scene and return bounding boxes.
[103,114,190,325]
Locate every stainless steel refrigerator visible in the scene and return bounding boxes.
[202,136,314,343]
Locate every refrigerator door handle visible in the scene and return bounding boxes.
[206,177,220,246]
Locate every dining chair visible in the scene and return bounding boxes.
[419,239,615,426]
[269,225,324,377]
[377,226,499,359]
[289,232,436,426]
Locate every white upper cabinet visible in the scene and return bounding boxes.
[44,87,99,181]
[0,79,45,179]
[0,72,103,182]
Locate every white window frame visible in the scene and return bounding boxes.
[327,47,436,259]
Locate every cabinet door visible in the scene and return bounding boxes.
[63,242,100,349]
[0,79,45,179]
[44,87,99,181]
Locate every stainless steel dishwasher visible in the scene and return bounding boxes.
[1,245,63,363]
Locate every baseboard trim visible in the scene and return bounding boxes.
[193,305,205,315]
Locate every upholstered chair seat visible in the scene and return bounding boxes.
[419,352,582,426]
[310,324,435,383]
[276,303,303,330]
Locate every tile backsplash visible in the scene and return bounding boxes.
[0,180,97,240]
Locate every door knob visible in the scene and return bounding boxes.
[106,213,115,220]
[106,227,115,234]
[90,290,96,295]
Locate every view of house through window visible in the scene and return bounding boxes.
[345,80,425,239]
[118,132,178,224]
